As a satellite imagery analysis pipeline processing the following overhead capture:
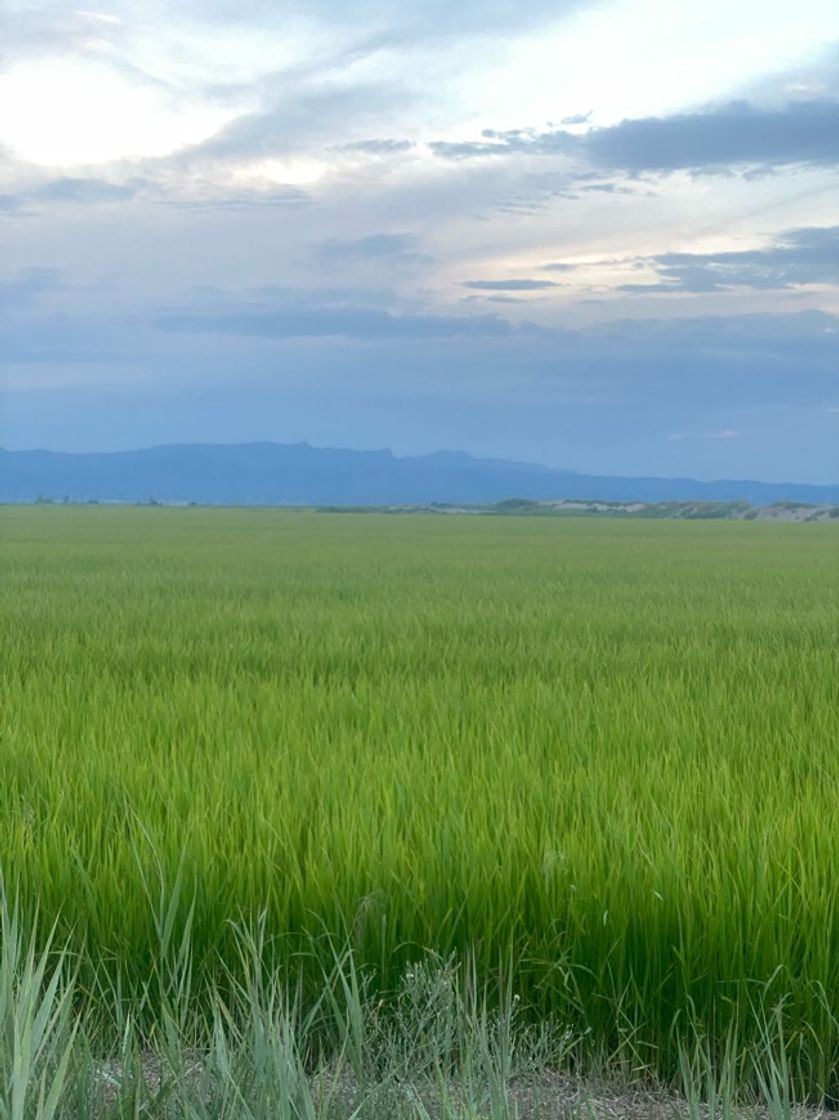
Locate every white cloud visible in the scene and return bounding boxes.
[0,59,235,164]
[75,11,122,25]
[4,0,838,172]
[444,0,839,137]
[667,429,741,441]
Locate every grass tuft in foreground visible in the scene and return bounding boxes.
[0,890,829,1119]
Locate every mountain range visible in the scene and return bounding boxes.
[2,443,837,507]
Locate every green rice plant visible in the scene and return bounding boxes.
[1,506,838,1095]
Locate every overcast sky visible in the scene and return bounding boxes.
[1,0,838,480]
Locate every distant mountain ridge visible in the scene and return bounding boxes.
[1,442,837,506]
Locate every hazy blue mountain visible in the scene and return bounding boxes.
[1,442,837,506]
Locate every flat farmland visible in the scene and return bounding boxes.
[2,506,838,1088]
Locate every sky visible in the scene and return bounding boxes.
[1,0,838,481]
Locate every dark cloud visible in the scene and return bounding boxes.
[0,178,138,216]
[587,309,839,365]
[429,133,535,160]
[559,112,592,126]
[33,178,138,204]
[7,307,837,483]
[1,173,311,217]
[148,296,839,361]
[583,99,839,173]
[316,233,426,264]
[620,226,839,293]
[543,262,579,272]
[579,182,636,194]
[12,295,836,374]
[180,84,405,163]
[431,98,839,174]
[162,187,310,211]
[462,279,560,290]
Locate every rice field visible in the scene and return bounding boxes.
[2,505,839,1098]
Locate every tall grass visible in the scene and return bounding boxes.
[1,507,838,1095]
[0,889,807,1117]
[0,888,572,1117]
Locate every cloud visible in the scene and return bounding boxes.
[316,232,426,265]
[461,278,560,290]
[268,0,590,45]
[430,98,839,174]
[583,99,839,173]
[429,135,532,160]
[578,181,636,194]
[590,308,839,359]
[0,6,128,67]
[0,267,64,306]
[127,0,589,42]
[620,226,839,293]
[149,299,839,367]
[33,178,138,203]
[339,138,415,154]
[467,294,526,304]
[543,262,579,273]
[0,169,313,216]
[667,428,740,441]
[0,177,139,215]
[179,83,406,163]
[7,305,838,483]
[162,186,310,211]
[156,304,519,340]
